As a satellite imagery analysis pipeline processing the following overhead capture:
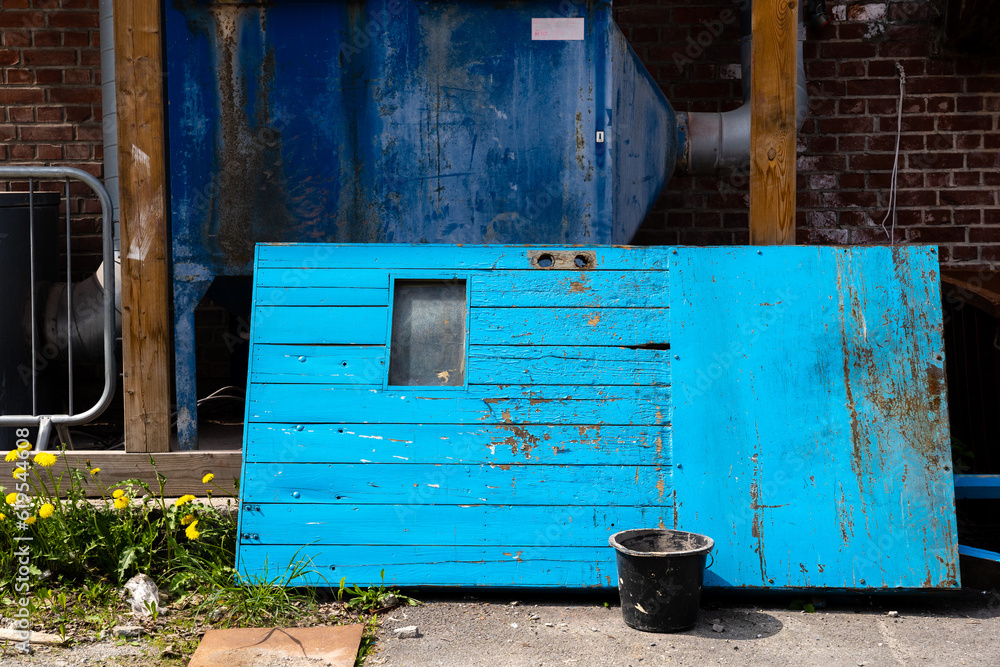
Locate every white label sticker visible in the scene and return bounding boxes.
[531,18,584,41]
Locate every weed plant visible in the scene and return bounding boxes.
[0,444,402,664]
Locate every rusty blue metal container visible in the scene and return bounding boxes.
[165,0,678,448]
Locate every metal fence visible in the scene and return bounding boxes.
[0,166,116,451]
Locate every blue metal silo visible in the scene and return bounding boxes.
[166,0,680,448]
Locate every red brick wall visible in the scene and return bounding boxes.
[0,0,104,277]
[619,0,1000,268]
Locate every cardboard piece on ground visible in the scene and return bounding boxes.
[0,629,66,646]
[188,624,364,667]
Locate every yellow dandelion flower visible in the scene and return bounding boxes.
[113,496,130,510]
[181,514,195,526]
[24,516,36,525]
[5,450,19,462]
[185,519,200,540]
[16,441,30,451]
[33,452,57,468]
[38,503,54,519]
[12,467,26,479]
[112,489,125,499]
[0,513,5,521]
[202,473,215,484]
[175,494,196,507]
[89,468,101,476]
[5,492,18,506]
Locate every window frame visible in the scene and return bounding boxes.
[383,272,472,391]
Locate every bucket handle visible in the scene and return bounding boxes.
[706,550,715,569]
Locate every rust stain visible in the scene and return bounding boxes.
[818,563,825,573]
[655,407,663,425]
[656,477,665,500]
[655,435,662,457]
[495,464,511,471]
[657,517,666,529]
[497,423,540,458]
[672,491,678,529]
[587,312,601,326]
[569,280,591,294]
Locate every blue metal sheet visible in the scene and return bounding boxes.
[670,246,959,589]
[166,2,677,447]
[165,0,677,271]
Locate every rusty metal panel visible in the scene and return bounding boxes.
[165,0,679,449]
[164,0,678,277]
[670,246,959,589]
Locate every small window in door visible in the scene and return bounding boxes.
[388,279,467,387]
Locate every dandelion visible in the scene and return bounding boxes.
[181,514,195,526]
[202,473,214,484]
[89,468,101,476]
[4,450,18,462]
[33,452,57,467]
[12,467,25,479]
[0,513,5,521]
[175,494,196,507]
[185,519,200,540]
[112,489,125,499]
[38,503,54,519]
[16,441,30,451]
[113,496,129,510]
[4,492,18,505]
[24,516,36,525]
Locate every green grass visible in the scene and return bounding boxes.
[0,445,408,665]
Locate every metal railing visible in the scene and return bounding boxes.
[0,167,116,451]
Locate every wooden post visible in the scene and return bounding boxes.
[113,0,171,452]
[749,0,799,245]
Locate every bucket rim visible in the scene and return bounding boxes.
[608,528,714,557]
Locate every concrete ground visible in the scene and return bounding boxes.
[370,589,1000,666]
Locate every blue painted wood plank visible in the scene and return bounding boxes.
[247,385,669,425]
[251,345,386,385]
[671,246,959,590]
[254,287,389,307]
[237,545,618,588]
[255,267,389,289]
[469,271,669,308]
[255,243,672,271]
[243,423,671,466]
[953,474,1000,499]
[251,306,387,345]
[471,308,668,346]
[238,504,672,547]
[250,344,670,387]
[242,463,670,506]
[958,545,1000,563]
[255,268,666,308]
[468,345,670,386]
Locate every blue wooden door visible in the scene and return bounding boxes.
[237,245,671,587]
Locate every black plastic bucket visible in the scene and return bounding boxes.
[609,528,714,632]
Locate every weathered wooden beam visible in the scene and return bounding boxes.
[749,0,799,244]
[31,452,241,498]
[113,0,171,452]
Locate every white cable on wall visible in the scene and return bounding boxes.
[880,62,906,244]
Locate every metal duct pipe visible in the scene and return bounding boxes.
[37,0,124,361]
[41,256,122,362]
[99,0,119,241]
[677,1,809,175]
